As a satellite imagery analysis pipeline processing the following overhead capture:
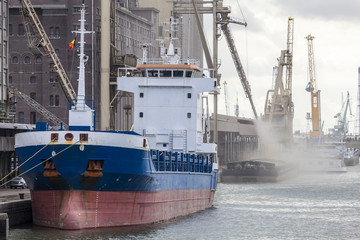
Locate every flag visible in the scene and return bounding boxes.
[68,38,76,50]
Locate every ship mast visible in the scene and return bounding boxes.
[68,1,95,130]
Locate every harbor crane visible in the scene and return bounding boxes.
[306,34,323,142]
[18,0,76,101]
[174,0,258,119]
[333,92,352,138]
[263,17,294,143]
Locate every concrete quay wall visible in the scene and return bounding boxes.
[0,200,32,226]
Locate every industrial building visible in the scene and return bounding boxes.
[8,0,159,128]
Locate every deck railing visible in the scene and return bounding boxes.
[150,150,213,173]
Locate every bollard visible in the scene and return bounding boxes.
[0,213,9,240]
[19,193,24,199]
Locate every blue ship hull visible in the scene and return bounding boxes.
[15,130,218,229]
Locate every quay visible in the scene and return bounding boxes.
[0,188,32,229]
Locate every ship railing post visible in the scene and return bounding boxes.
[206,155,209,173]
[175,152,178,172]
[181,153,184,172]
[187,154,190,172]
[201,155,204,173]
[170,152,172,172]
[156,150,159,171]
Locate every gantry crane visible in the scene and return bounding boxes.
[305,34,323,142]
[263,18,294,143]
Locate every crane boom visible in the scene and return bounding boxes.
[18,0,76,101]
[306,34,322,140]
[220,20,258,119]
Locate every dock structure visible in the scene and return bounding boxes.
[0,123,33,186]
[210,114,258,166]
[0,213,8,240]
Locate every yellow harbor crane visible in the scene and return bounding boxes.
[305,34,323,142]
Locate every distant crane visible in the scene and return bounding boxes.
[263,17,294,143]
[333,92,352,138]
[223,81,230,115]
[305,34,323,142]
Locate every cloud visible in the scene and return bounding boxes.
[273,0,360,21]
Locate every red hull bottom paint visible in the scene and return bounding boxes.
[30,189,216,230]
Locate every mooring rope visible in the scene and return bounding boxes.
[0,138,56,185]
[0,140,80,188]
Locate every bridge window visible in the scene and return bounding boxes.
[173,70,184,77]
[186,71,193,78]
[160,70,171,77]
[148,70,158,77]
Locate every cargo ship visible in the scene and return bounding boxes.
[14,6,218,230]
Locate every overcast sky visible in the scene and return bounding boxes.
[201,0,360,134]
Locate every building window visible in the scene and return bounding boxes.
[140,92,144,98]
[18,24,24,36]
[73,6,89,14]
[55,49,59,56]
[55,27,60,37]
[139,112,143,118]
[30,92,36,100]
[30,112,36,124]
[9,76,13,85]
[24,56,31,64]
[12,56,18,64]
[158,26,163,37]
[49,72,56,83]
[49,27,54,37]
[30,76,36,84]
[9,24,12,36]
[55,95,59,106]
[35,56,42,63]
[18,112,24,123]
[49,95,54,106]
[187,113,191,118]
[187,93,192,99]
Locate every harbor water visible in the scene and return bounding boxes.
[9,165,360,240]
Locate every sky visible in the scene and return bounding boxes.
[202,0,360,135]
